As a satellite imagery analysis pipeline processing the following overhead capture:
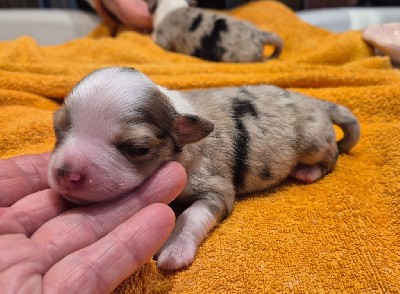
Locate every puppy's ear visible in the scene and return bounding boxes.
[173,114,214,145]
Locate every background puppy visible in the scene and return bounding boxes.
[150,0,283,62]
[48,67,360,270]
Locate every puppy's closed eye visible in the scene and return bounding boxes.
[115,142,151,157]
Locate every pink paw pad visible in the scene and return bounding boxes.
[292,165,323,184]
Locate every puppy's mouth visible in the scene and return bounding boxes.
[59,186,138,205]
[50,170,142,205]
[57,178,149,206]
[53,164,166,206]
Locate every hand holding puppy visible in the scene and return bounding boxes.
[0,153,186,293]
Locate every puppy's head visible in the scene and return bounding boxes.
[48,67,213,204]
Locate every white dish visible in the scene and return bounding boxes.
[363,22,400,66]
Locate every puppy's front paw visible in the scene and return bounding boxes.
[156,239,198,271]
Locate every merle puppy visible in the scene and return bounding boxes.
[150,0,283,62]
[48,67,360,270]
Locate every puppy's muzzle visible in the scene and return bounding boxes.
[54,166,85,191]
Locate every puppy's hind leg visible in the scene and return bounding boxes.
[291,119,340,184]
[292,145,339,184]
[156,192,234,271]
[291,165,324,184]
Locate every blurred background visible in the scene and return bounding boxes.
[0,0,399,10]
[0,0,399,45]
[0,0,89,9]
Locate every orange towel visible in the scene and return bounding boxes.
[0,1,399,292]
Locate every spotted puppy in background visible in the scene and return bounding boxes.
[48,67,360,270]
[149,0,283,62]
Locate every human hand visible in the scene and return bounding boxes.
[0,153,186,293]
[101,0,153,31]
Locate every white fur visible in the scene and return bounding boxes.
[65,69,153,147]
[153,0,189,28]
[157,203,217,269]
[158,86,195,115]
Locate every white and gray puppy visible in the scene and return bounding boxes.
[48,67,360,270]
[150,0,283,62]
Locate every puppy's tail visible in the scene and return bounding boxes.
[260,31,283,59]
[325,102,361,153]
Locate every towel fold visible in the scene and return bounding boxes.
[0,1,399,292]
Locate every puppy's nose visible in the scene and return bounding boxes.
[56,168,85,190]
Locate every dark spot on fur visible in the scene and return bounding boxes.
[53,108,71,149]
[189,14,203,32]
[193,18,228,61]
[305,143,320,153]
[233,99,259,118]
[306,115,316,122]
[132,88,183,154]
[173,144,182,154]
[326,135,333,144]
[232,98,259,189]
[239,87,259,101]
[259,166,272,180]
[156,131,168,140]
[232,121,248,189]
[147,0,158,13]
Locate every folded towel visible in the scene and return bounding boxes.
[0,1,399,292]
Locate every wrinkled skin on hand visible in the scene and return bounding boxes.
[0,153,186,293]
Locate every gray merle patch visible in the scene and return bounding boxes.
[193,19,228,61]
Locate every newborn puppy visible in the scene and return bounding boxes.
[150,0,283,62]
[48,67,360,270]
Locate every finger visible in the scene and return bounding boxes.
[0,234,48,293]
[32,161,186,265]
[0,153,50,207]
[0,189,71,236]
[103,0,153,30]
[43,203,175,294]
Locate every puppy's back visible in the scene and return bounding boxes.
[182,85,359,194]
